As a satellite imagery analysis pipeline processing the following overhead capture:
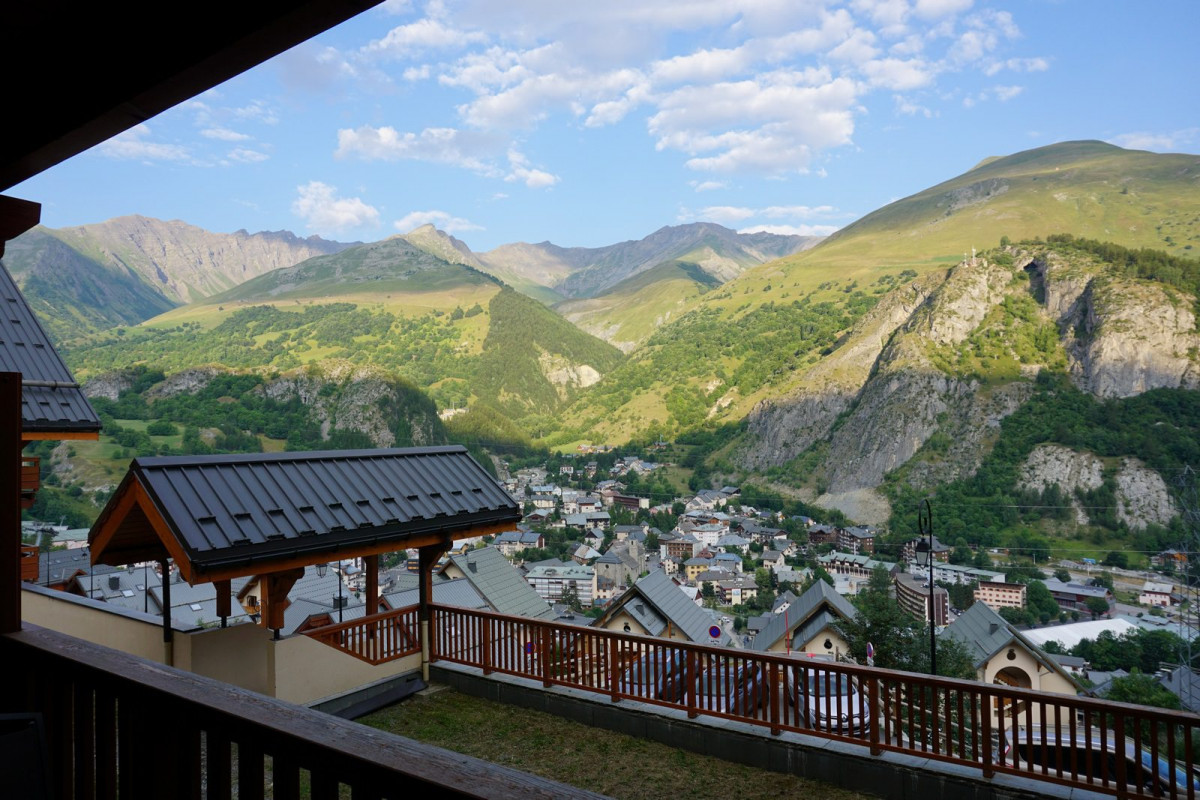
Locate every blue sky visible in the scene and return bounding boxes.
[14,0,1200,251]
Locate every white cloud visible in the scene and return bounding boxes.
[95,125,191,162]
[692,203,843,227]
[912,0,973,20]
[233,100,279,125]
[691,180,726,192]
[894,94,933,117]
[738,223,841,236]
[828,29,880,64]
[993,85,1023,101]
[335,125,501,173]
[200,127,251,142]
[649,75,858,174]
[1109,129,1200,152]
[365,18,487,59]
[292,182,380,233]
[984,56,1049,76]
[699,206,756,223]
[504,150,559,188]
[403,64,431,81]
[395,210,483,233]
[226,147,270,163]
[861,57,934,89]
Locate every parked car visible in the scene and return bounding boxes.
[693,663,764,716]
[619,650,686,703]
[786,665,869,735]
[1001,726,1200,795]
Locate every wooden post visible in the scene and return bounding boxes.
[365,554,379,617]
[418,541,449,681]
[215,579,231,627]
[868,676,881,755]
[262,568,304,638]
[0,373,20,633]
[160,558,174,665]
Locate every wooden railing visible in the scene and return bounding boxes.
[20,456,38,508]
[304,604,421,665]
[426,603,1200,800]
[0,623,602,800]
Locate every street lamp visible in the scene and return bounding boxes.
[917,498,937,677]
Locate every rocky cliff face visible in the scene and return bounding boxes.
[1017,444,1104,524]
[739,246,1200,526]
[30,215,349,305]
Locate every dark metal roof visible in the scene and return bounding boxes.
[1,1,384,191]
[0,264,100,433]
[93,446,520,578]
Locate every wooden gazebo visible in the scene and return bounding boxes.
[88,447,521,656]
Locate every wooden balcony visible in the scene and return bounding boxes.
[20,456,38,509]
[0,623,602,800]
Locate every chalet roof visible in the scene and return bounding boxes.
[603,568,729,645]
[0,264,100,435]
[752,580,857,652]
[942,602,1081,690]
[89,446,520,583]
[445,546,554,620]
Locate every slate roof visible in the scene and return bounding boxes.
[90,446,520,579]
[0,264,101,434]
[752,580,857,652]
[445,546,554,620]
[942,602,1080,691]
[603,568,729,645]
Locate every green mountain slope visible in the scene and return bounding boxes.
[2,229,176,341]
[553,142,1200,449]
[64,237,623,426]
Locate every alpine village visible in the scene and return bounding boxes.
[2,3,1199,799]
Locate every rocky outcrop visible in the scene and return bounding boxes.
[743,274,942,469]
[82,371,135,401]
[260,362,440,448]
[1067,278,1200,398]
[1017,444,1104,524]
[144,367,221,400]
[1115,457,1177,529]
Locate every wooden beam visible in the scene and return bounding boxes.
[192,520,517,585]
[1,373,21,633]
[262,568,305,633]
[21,431,99,441]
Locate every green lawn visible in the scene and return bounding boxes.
[362,687,876,800]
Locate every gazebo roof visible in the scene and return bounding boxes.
[90,446,521,584]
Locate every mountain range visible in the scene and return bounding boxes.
[12,140,1200,542]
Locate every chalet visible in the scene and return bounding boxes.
[711,552,744,573]
[714,533,751,554]
[751,580,858,658]
[716,577,758,606]
[1139,581,1174,607]
[493,530,545,557]
[530,493,557,510]
[902,535,952,565]
[837,526,876,555]
[593,569,729,645]
[942,603,1081,712]
[760,550,786,572]
[808,524,839,546]
[563,511,610,531]
[818,551,899,580]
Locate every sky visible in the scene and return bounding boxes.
[13,0,1200,251]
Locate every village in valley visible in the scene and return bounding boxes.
[31,441,1199,713]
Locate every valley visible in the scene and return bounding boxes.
[9,140,1200,567]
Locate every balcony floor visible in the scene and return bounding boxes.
[427,662,1116,800]
[362,684,873,800]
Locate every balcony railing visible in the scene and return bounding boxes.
[304,604,421,665]
[0,623,601,800]
[420,602,1200,800]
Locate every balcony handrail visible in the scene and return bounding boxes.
[425,602,1200,799]
[1,622,603,799]
[304,603,421,665]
